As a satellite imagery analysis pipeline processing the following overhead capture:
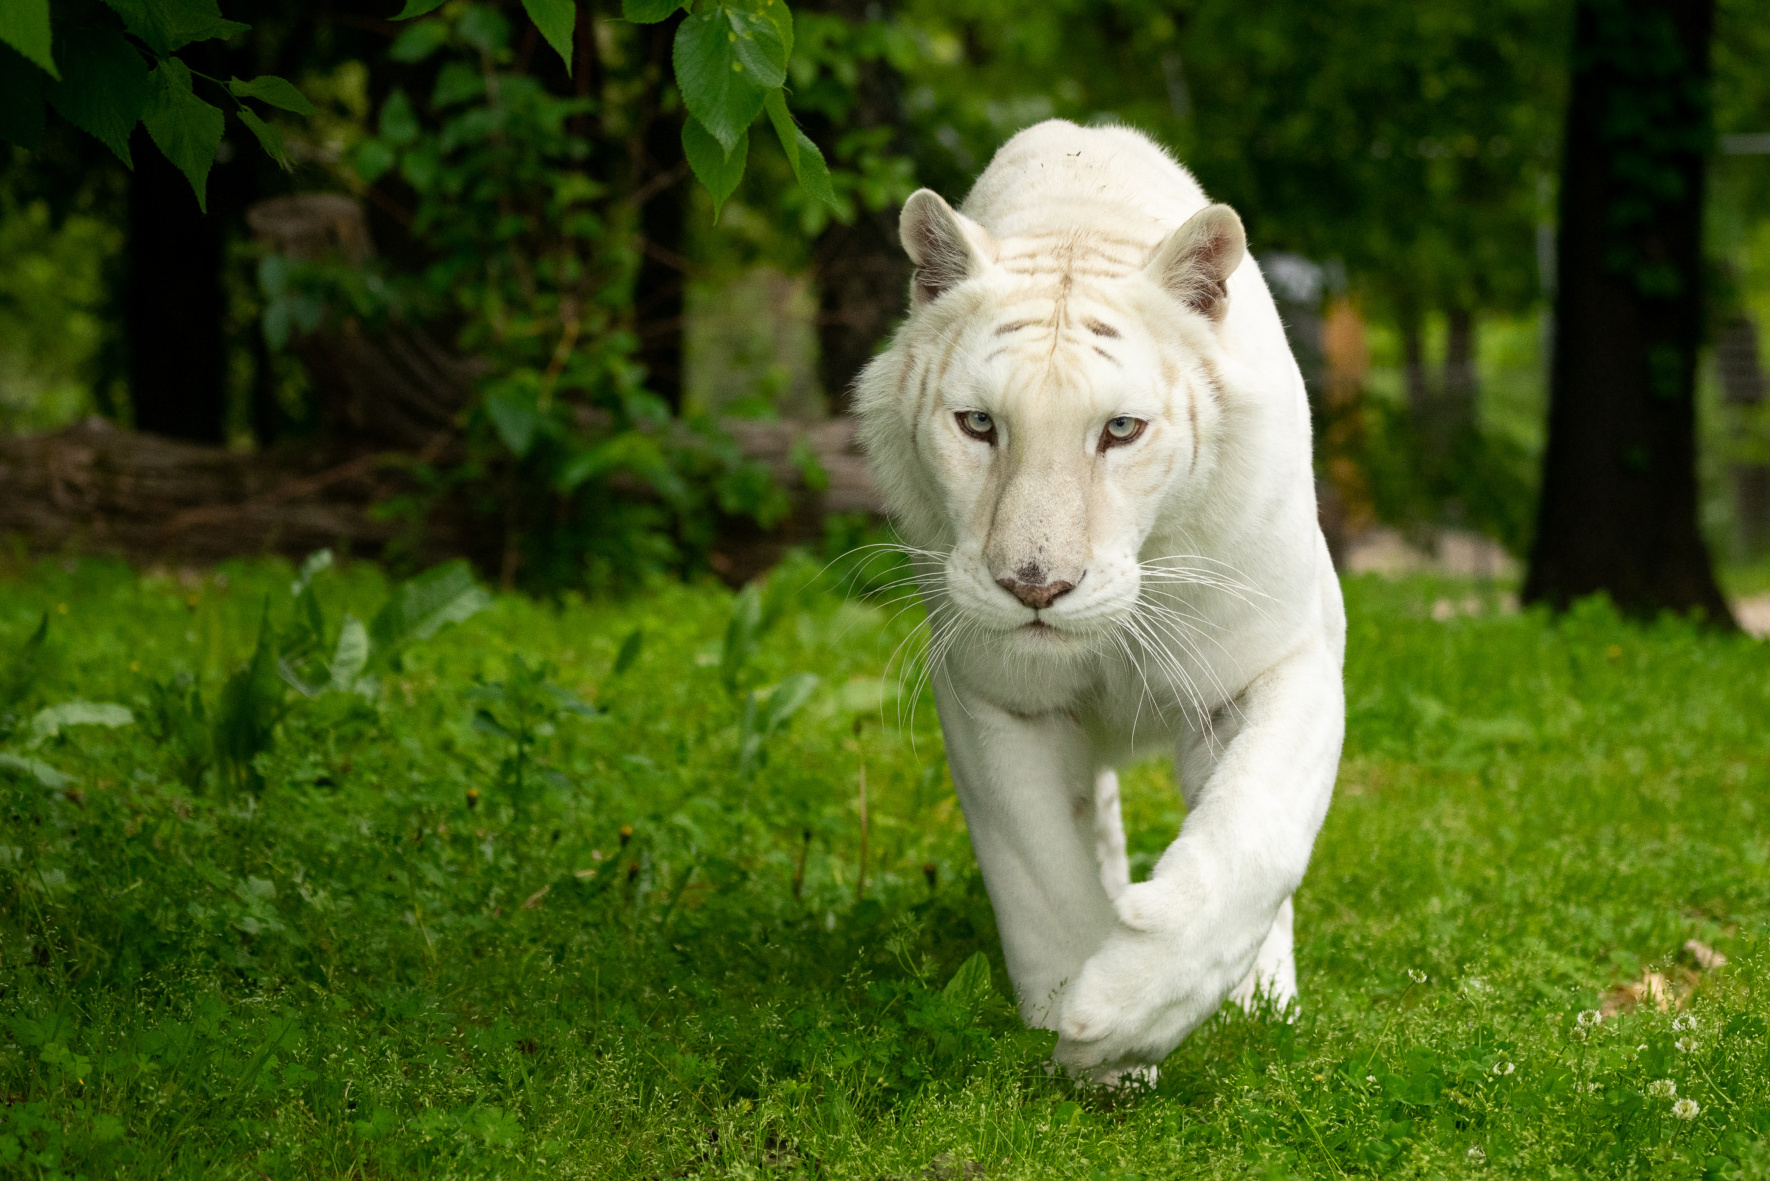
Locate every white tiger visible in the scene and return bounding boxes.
[855,120,1346,1081]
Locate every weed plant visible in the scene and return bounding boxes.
[0,555,1768,1178]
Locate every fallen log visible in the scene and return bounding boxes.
[0,415,880,578]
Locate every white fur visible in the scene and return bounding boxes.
[855,120,1346,1081]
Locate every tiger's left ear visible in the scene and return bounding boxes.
[1143,204,1246,322]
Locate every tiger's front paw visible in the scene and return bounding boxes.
[1052,877,1267,1080]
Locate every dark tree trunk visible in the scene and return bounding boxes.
[1442,305,1477,435]
[632,19,689,413]
[126,130,227,443]
[1523,0,1732,625]
[1401,312,1430,422]
[802,0,913,416]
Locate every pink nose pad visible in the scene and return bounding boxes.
[996,577,1076,610]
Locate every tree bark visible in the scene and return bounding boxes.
[1442,306,1478,436]
[1524,0,1731,625]
[126,130,227,443]
[802,0,913,416]
[632,18,689,413]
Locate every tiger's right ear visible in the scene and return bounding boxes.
[900,189,997,307]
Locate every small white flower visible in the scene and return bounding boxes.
[1647,1079,1677,1098]
[1672,1098,1700,1120]
[1408,968,1428,984]
[1466,1145,1487,1162]
[1465,977,1489,992]
[1676,1037,1697,1053]
[1673,1014,1697,1032]
[1366,1074,1378,1085]
[1577,1009,1602,1027]
[1587,1082,1602,1093]
[1492,1061,1515,1076]
[1637,1044,1649,1053]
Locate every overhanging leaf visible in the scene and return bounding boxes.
[236,107,289,170]
[0,0,55,77]
[622,0,684,21]
[226,74,315,116]
[519,0,574,73]
[682,116,747,216]
[724,7,786,89]
[101,0,247,55]
[672,8,764,154]
[391,0,449,18]
[142,58,224,211]
[46,28,150,167]
[764,89,836,209]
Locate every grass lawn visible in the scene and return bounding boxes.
[1,553,1769,1179]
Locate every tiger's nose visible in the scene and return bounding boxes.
[996,576,1076,610]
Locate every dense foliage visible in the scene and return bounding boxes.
[2,556,1768,1176]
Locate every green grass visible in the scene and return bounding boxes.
[2,556,1769,1179]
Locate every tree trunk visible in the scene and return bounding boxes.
[632,18,689,413]
[802,0,913,416]
[1442,306,1478,437]
[1523,0,1732,625]
[1401,312,1430,423]
[126,129,226,443]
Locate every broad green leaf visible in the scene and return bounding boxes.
[378,88,418,146]
[46,28,150,167]
[612,628,643,675]
[291,549,334,597]
[391,0,448,18]
[520,0,574,73]
[388,19,449,62]
[0,44,46,149]
[371,561,490,654]
[724,7,786,89]
[720,582,763,692]
[350,137,395,184]
[673,9,765,155]
[101,0,247,55]
[757,672,818,734]
[456,5,508,52]
[0,0,55,77]
[226,75,315,116]
[682,117,746,216]
[0,753,72,790]
[215,606,282,791]
[622,0,684,21]
[28,701,135,747]
[484,385,542,456]
[759,0,791,61]
[236,107,289,170]
[329,616,370,693]
[943,950,995,1005]
[763,90,836,210]
[142,58,224,211]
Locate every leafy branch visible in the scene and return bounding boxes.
[389,0,837,217]
[0,0,315,210]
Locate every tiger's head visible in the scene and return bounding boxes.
[857,187,1251,655]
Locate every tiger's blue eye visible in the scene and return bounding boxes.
[1106,416,1138,438]
[958,410,995,439]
